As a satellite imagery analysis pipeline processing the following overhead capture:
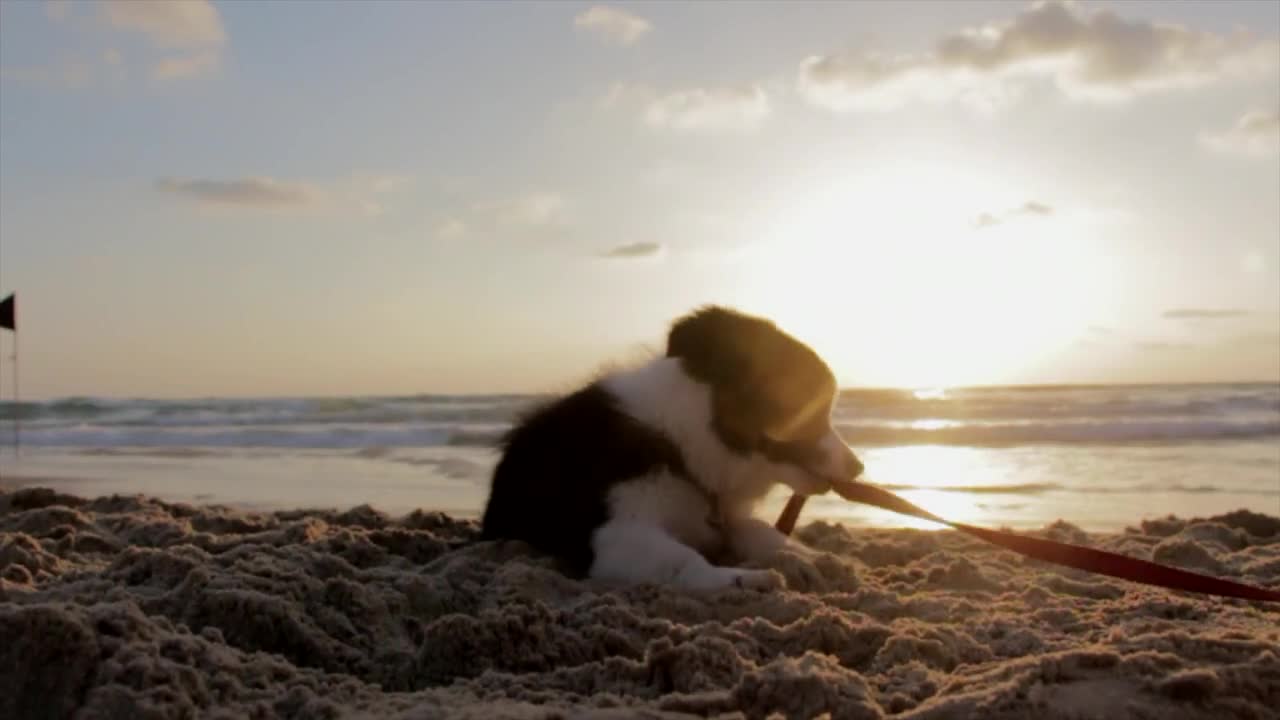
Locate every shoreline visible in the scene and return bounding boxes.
[2,486,1278,718]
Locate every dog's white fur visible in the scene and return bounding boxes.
[591,357,846,590]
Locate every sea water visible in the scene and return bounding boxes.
[2,384,1277,530]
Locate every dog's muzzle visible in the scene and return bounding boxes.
[806,433,864,490]
[841,443,865,480]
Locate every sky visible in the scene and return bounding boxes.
[0,0,1278,399]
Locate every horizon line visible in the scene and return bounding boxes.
[3,378,1279,404]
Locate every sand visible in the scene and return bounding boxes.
[1,486,1278,720]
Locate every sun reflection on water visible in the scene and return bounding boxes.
[819,445,1021,530]
[912,387,949,401]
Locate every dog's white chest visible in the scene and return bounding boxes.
[605,471,725,557]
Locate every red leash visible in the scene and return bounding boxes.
[776,478,1280,603]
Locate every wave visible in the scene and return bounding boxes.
[874,481,1279,496]
[11,416,1276,451]
[837,418,1280,447]
[4,384,1277,427]
[19,425,488,450]
[0,396,536,428]
[1,384,1276,450]
[833,389,1280,423]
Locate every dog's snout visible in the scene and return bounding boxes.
[845,447,864,479]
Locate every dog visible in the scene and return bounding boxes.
[480,305,863,590]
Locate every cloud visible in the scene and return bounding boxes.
[442,191,568,238]
[6,0,227,86]
[475,192,566,227]
[157,177,314,207]
[973,212,1001,229]
[597,82,772,132]
[644,86,771,132]
[152,51,219,81]
[1137,341,1195,351]
[156,174,407,215]
[103,0,226,81]
[101,0,226,49]
[573,5,652,47]
[798,1,1279,112]
[973,200,1054,228]
[434,219,468,241]
[1202,108,1280,157]
[1162,308,1251,320]
[600,241,665,259]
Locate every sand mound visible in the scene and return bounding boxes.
[1,487,1277,719]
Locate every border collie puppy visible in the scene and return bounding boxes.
[480,305,863,590]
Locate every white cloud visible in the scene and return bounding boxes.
[7,0,228,87]
[480,192,566,227]
[573,5,651,47]
[644,85,771,132]
[101,0,226,81]
[799,1,1279,112]
[799,52,1007,112]
[1201,108,1280,157]
[101,0,226,49]
[596,81,652,111]
[449,191,568,236]
[152,51,219,81]
[435,219,468,241]
[156,174,407,216]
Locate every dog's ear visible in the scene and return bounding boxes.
[668,306,779,449]
[669,305,838,449]
[668,306,725,366]
[667,305,758,384]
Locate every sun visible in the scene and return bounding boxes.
[738,162,1114,389]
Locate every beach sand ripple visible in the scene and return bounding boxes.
[1,487,1277,719]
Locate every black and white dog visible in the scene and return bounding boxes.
[480,306,863,590]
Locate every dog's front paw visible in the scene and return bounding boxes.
[784,541,823,560]
[677,565,784,591]
[725,567,785,591]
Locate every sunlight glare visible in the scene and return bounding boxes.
[742,162,1113,388]
[856,445,1003,530]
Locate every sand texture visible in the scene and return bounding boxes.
[1,486,1278,719]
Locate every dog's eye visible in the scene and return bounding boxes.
[758,435,825,468]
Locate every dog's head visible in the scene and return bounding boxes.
[666,305,863,496]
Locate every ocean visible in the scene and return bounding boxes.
[1,383,1277,530]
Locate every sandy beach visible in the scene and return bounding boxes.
[2,486,1277,719]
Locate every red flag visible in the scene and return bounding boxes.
[0,293,13,331]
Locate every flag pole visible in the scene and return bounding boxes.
[0,292,15,458]
[12,324,18,458]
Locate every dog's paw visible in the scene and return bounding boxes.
[726,568,785,591]
[732,568,784,591]
[678,565,785,592]
[782,541,822,560]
